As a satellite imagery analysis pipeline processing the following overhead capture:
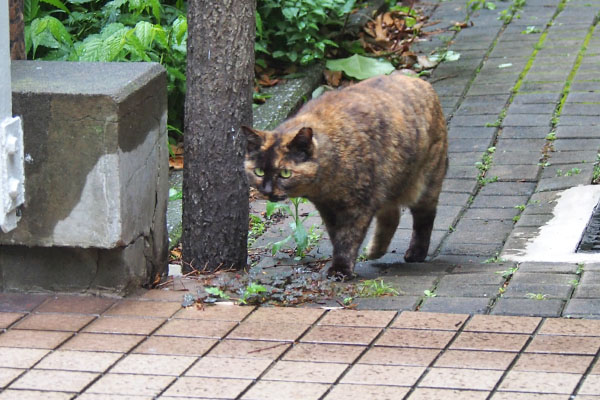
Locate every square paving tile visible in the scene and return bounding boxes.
[208,339,290,360]
[78,394,153,400]
[186,356,272,379]
[419,367,503,391]
[592,361,600,374]
[0,348,49,369]
[228,322,309,341]
[490,393,570,400]
[241,380,330,400]
[376,328,455,348]
[578,374,600,396]
[525,335,600,355]
[104,300,181,318]
[60,333,143,353]
[451,332,529,352]
[0,294,48,313]
[36,350,121,372]
[163,376,252,399]
[434,350,516,370]
[173,304,254,321]
[358,347,440,366]
[0,389,74,400]
[497,370,581,394]
[341,364,425,386]
[539,318,600,336]
[283,343,365,364]
[13,313,95,332]
[0,368,24,388]
[85,373,174,396]
[262,360,347,383]
[10,369,98,392]
[391,312,468,330]
[464,314,541,333]
[133,336,216,357]
[155,319,236,338]
[513,353,594,374]
[324,384,410,399]
[36,296,116,315]
[408,388,490,400]
[83,316,165,335]
[0,330,72,349]
[301,325,381,345]
[318,310,396,327]
[244,307,324,325]
[0,313,24,329]
[111,354,196,376]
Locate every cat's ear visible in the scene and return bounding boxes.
[241,125,263,153]
[289,127,314,157]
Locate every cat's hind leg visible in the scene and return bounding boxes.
[404,205,436,262]
[366,204,400,260]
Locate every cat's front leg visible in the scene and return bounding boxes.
[325,212,373,279]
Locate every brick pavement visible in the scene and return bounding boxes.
[2,0,600,398]
[2,296,600,399]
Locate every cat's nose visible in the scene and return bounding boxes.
[261,180,273,195]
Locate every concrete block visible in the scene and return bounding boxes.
[0,61,169,293]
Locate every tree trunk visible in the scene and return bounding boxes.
[183,0,254,270]
[9,0,26,60]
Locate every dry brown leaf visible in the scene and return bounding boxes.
[257,74,280,87]
[324,70,343,87]
[169,155,184,170]
[169,143,184,156]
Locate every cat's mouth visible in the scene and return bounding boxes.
[268,194,287,202]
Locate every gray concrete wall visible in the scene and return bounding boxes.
[0,61,169,294]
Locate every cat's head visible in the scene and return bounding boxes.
[242,126,318,202]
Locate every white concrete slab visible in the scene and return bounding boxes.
[503,185,600,263]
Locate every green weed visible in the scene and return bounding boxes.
[423,289,437,298]
[356,279,399,297]
[495,266,517,278]
[526,293,548,300]
[267,197,320,259]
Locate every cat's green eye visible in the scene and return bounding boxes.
[280,169,292,178]
[254,168,265,177]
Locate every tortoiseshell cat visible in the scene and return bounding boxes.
[243,72,448,278]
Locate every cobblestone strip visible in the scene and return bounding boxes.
[438,0,567,259]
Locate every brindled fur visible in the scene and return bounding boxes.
[243,72,448,278]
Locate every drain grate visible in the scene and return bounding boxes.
[577,201,600,252]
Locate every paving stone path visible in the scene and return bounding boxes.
[247,0,600,319]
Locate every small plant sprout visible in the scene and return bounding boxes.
[248,214,266,247]
[495,266,518,279]
[356,248,368,262]
[266,197,319,259]
[526,293,548,300]
[515,204,526,211]
[357,279,399,297]
[484,252,507,264]
[593,154,600,183]
[423,289,437,298]
[239,282,268,305]
[522,26,541,34]
[545,132,557,141]
[576,262,585,274]
[204,287,230,300]
[569,279,579,287]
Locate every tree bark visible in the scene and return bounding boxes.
[183,0,254,270]
[9,0,26,60]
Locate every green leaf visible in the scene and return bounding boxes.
[292,220,308,253]
[24,0,41,22]
[271,236,292,255]
[134,21,154,48]
[326,54,395,80]
[40,0,69,13]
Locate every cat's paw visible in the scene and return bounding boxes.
[366,244,386,260]
[404,246,427,262]
[326,258,355,280]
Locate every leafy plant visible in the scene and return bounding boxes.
[423,289,437,298]
[484,252,506,264]
[25,0,188,133]
[522,26,541,34]
[266,197,319,259]
[256,0,356,66]
[248,214,267,246]
[239,282,268,305]
[476,146,498,186]
[356,279,399,297]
